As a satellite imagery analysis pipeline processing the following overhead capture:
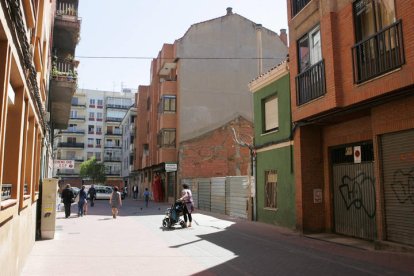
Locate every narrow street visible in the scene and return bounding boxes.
[22,198,414,276]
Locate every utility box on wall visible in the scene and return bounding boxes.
[41,178,59,239]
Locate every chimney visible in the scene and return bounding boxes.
[226,7,233,15]
[279,29,288,46]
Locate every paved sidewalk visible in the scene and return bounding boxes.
[22,198,414,276]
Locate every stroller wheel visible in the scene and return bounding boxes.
[162,218,171,228]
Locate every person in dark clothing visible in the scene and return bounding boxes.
[88,184,96,207]
[77,186,87,217]
[61,184,75,218]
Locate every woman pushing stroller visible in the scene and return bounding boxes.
[179,184,194,228]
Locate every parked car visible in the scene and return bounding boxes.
[86,185,126,200]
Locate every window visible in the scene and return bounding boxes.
[157,129,176,147]
[354,0,395,42]
[96,126,102,134]
[87,152,93,159]
[89,99,96,106]
[263,95,278,133]
[89,112,95,120]
[265,170,277,209]
[88,125,94,134]
[352,0,403,83]
[97,112,103,121]
[70,110,78,118]
[88,138,94,147]
[96,139,101,147]
[298,26,321,73]
[163,96,176,112]
[67,137,76,144]
[97,99,103,107]
[72,97,78,105]
[96,152,101,161]
[296,25,326,105]
[291,0,311,16]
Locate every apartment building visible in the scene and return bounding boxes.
[135,8,288,203]
[0,0,81,274]
[120,100,137,193]
[55,89,135,188]
[288,0,414,247]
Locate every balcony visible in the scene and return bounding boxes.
[54,1,81,50]
[59,156,84,162]
[291,0,311,17]
[106,117,123,122]
[352,20,405,84]
[58,142,84,148]
[71,102,86,108]
[105,131,122,136]
[104,157,122,162]
[296,59,326,106]
[1,184,12,200]
[60,128,85,134]
[69,116,85,121]
[106,104,130,110]
[104,143,121,149]
[129,143,135,151]
[50,60,78,129]
[56,169,79,176]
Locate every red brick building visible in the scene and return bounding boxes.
[288,0,414,247]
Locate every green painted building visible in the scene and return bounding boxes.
[249,61,295,229]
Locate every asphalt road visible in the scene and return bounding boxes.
[22,197,414,276]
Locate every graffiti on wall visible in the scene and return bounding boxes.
[392,169,414,204]
[339,172,376,218]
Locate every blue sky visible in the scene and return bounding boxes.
[76,0,288,92]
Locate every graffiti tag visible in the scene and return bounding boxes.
[339,172,376,218]
[391,169,414,204]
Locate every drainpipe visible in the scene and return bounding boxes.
[255,24,263,76]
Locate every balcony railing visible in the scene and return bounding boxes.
[104,157,122,162]
[104,144,122,148]
[296,59,326,106]
[105,117,122,122]
[61,128,85,134]
[352,20,405,84]
[105,131,122,136]
[106,104,130,109]
[51,60,78,81]
[69,116,85,121]
[58,142,84,148]
[56,2,78,16]
[1,184,12,200]
[291,0,311,16]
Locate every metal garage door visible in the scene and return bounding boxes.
[225,176,248,219]
[198,178,211,211]
[381,129,414,246]
[332,163,376,240]
[211,177,226,214]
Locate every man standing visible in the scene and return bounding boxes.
[61,184,74,218]
[88,184,96,207]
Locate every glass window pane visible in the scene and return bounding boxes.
[264,96,278,132]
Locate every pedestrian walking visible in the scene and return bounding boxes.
[61,184,74,218]
[109,186,122,219]
[77,186,87,217]
[88,184,96,207]
[143,188,150,207]
[179,184,194,227]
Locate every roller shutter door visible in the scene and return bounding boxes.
[381,129,414,246]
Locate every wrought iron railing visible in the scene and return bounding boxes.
[1,184,12,200]
[292,0,311,16]
[296,59,326,105]
[352,20,405,84]
[58,142,85,148]
[56,2,78,16]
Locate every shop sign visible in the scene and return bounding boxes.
[165,163,177,172]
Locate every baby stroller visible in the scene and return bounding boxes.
[162,200,186,229]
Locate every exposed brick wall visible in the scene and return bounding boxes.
[179,116,252,179]
[294,125,325,232]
